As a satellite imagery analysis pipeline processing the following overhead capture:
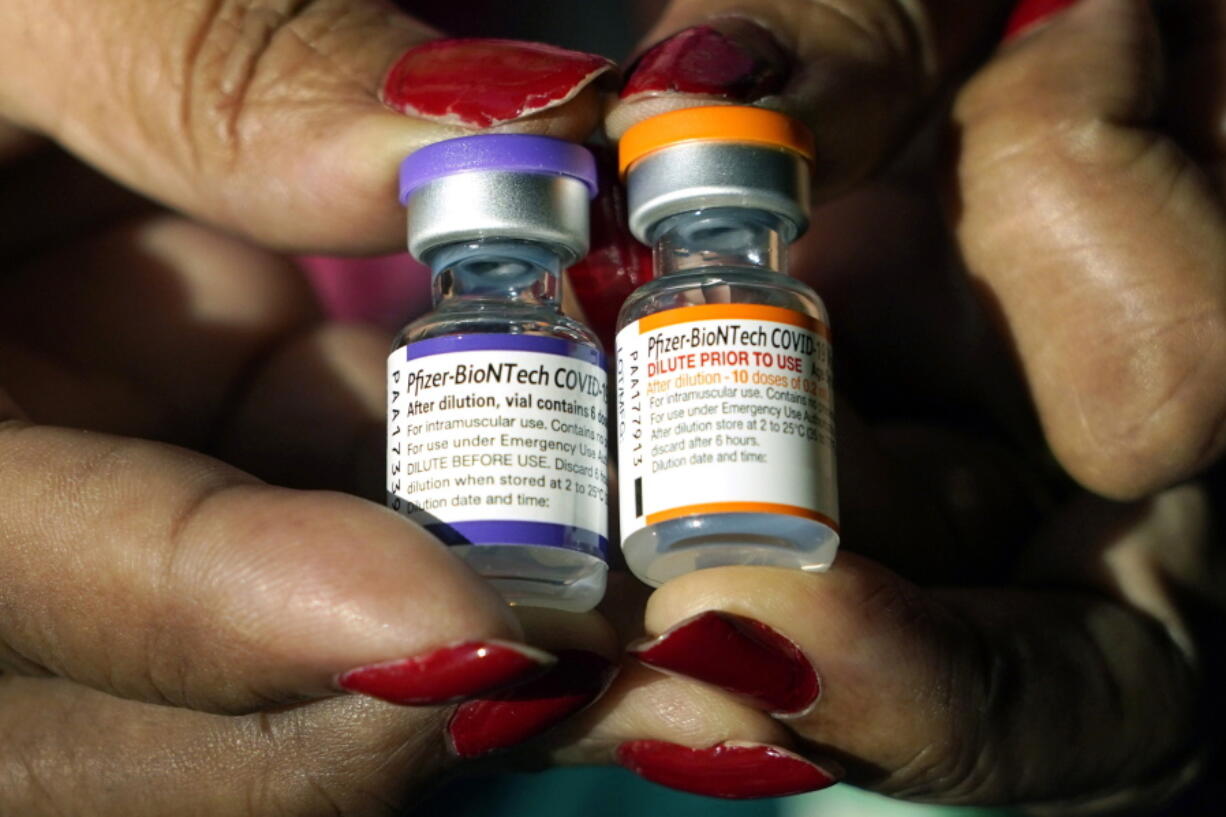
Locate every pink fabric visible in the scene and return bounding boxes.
[300,253,433,330]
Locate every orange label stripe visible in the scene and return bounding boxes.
[638,304,830,339]
[646,502,839,530]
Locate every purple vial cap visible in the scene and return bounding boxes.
[399,134,598,204]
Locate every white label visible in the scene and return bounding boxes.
[388,335,608,560]
[616,304,837,543]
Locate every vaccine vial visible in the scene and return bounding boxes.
[615,107,838,587]
[389,135,609,612]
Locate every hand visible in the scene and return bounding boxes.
[545,0,1223,810]
[0,2,617,814]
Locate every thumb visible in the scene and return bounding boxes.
[0,415,558,714]
[0,0,611,253]
[949,0,1226,499]
[605,0,1011,193]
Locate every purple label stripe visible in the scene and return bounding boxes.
[422,520,609,561]
[405,334,605,367]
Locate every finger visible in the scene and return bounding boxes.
[0,599,633,815]
[442,608,622,760]
[0,417,557,713]
[951,0,1226,499]
[210,321,390,499]
[1,216,386,498]
[0,1,612,254]
[605,0,1012,192]
[548,661,796,764]
[537,646,841,800]
[0,216,319,439]
[0,675,452,816]
[623,526,1202,807]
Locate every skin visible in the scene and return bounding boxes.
[0,0,1222,815]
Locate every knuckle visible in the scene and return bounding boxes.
[955,52,1121,174]
[234,716,337,817]
[237,705,420,817]
[957,93,1127,184]
[178,1,341,169]
[1,744,74,816]
[815,565,1015,802]
[179,1,289,165]
[817,556,935,639]
[143,479,253,709]
[878,611,1010,802]
[956,35,1160,178]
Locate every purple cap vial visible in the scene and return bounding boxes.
[400,135,598,264]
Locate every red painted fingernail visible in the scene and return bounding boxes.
[617,741,838,799]
[567,146,653,349]
[337,640,553,705]
[629,611,820,716]
[447,649,617,758]
[382,38,614,128]
[621,22,789,101]
[1003,0,1078,42]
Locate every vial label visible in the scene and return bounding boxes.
[616,304,837,543]
[388,335,609,561]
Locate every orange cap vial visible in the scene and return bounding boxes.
[617,106,815,243]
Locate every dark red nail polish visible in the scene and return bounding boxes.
[629,611,819,716]
[566,146,653,349]
[337,640,553,705]
[617,741,838,799]
[621,22,789,101]
[447,650,617,758]
[1003,0,1078,42]
[382,39,614,128]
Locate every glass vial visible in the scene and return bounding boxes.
[389,135,609,612]
[615,107,839,587]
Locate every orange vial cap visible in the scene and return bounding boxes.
[618,106,815,176]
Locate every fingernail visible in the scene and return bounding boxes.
[1003,0,1078,43]
[382,38,614,128]
[617,741,839,799]
[337,640,554,705]
[566,146,653,349]
[629,611,820,716]
[447,650,617,758]
[621,21,789,101]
